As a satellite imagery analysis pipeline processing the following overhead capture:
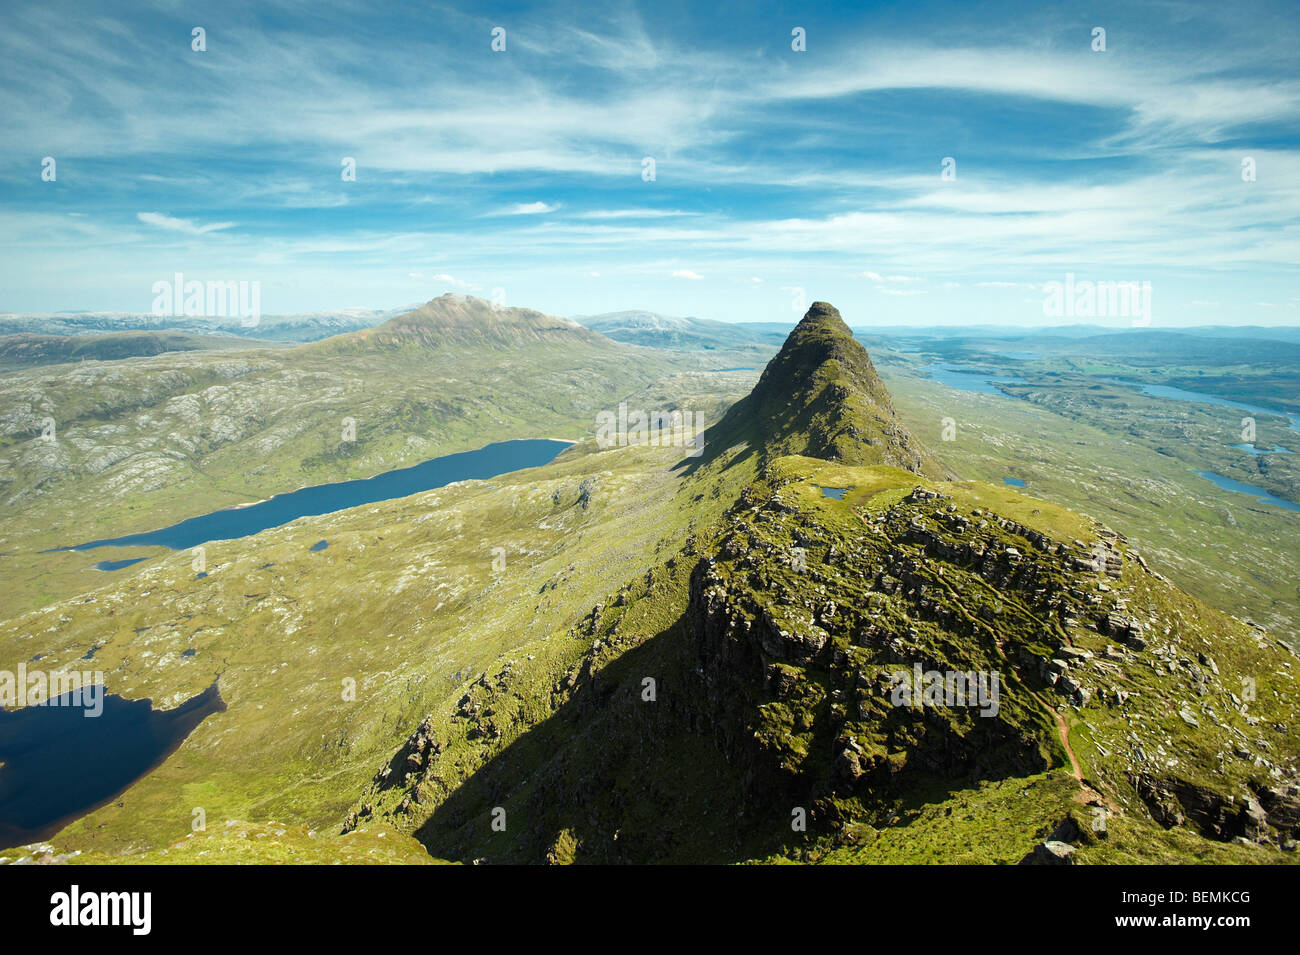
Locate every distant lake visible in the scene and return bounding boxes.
[1003,477,1027,487]
[1194,471,1300,513]
[0,682,225,850]
[926,364,1028,397]
[1232,443,1293,456]
[58,438,571,553]
[1110,379,1300,433]
[820,486,848,500]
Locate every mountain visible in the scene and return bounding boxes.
[2,300,1296,865]
[0,294,688,617]
[576,310,784,349]
[344,301,1298,864]
[705,302,950,477]
[319,294,611,351]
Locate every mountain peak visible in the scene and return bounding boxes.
[705,302,949,477]
[796,299,848,329]
[306,294,607,351]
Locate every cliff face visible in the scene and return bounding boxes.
[689,479,1061,815]
[703,302,949,478]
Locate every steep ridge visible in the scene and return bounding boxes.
[349,301,1300,864]
[704,302,949,478]
[343,300,1300,867]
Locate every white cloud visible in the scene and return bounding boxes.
[497,202,558,216]
[136,212,235,235]
[671,270,703,280]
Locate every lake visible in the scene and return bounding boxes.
[1231,443,1293,456]
[1193,471,1300,513]
[0,682,225,850]
[60,438,572,554]
[926,364,1028,397]
[1109,379,1300,433]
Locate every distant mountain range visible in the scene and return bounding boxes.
[5,303,1298,352]
[0,306,416,343]
[573,310,789,349]
[0,330,280,370]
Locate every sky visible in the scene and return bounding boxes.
[1,0,1298,326]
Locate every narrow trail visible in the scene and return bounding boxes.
[1027,688,1083,781]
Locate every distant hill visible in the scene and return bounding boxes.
[0,307,410,343]
[303,295,614,355]
[575,310,786,349]
[0,330,278,370]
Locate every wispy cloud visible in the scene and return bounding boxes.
[494,202,558,216]
[136,212,235,235]
[0,1,1295,324]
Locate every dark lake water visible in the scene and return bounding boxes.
[0,682,225,850]
[94,557,146,572]
[60,438,571,553]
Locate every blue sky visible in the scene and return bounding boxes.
[1,0,1298,325]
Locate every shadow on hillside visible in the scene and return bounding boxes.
[413,613,799,865]
[672,405,762,480]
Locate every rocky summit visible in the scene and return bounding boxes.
[704,302,950,478]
